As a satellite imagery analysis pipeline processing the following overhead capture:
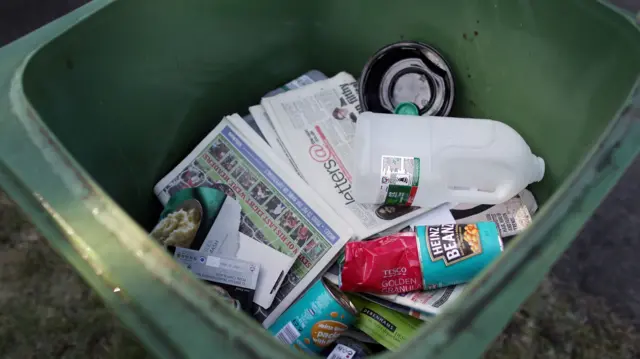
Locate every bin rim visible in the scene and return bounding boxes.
[0,1,639,359]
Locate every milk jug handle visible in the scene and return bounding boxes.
[447,183,512,204]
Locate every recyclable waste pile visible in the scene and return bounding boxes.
[149,41,543,356]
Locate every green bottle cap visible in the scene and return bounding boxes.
[394,102,420,116]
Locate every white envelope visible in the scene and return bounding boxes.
[199,195,296,309]
[236,232,296,309]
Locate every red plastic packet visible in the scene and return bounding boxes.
[340,232,423,294]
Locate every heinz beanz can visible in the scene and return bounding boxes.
[269,278,358,353]
[415,222,504,290]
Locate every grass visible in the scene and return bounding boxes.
[484,278,640,359]
[1,189,639,358]
[0,191,150,359]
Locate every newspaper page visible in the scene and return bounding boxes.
[154,115,352,327]
[261,72,430,238]
[249,105,304,179]
[243,70,328,146]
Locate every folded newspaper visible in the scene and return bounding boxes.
[154,115,352,327]
[243,70,328,158]
[260,72,431,238]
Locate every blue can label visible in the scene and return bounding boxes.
[426,223,483,265]
[415,222,503,289]
[269,279,357,353]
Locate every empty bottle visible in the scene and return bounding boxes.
[352,112,545,207]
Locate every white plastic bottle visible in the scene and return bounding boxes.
[352,112,545,207]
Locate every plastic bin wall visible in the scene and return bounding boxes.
[0,0,639,358]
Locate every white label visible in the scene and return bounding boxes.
[377,155,420,205]
[381,156,418,184]
[275,322,301,345]
[328,344,356,359]
[205,256,221,268]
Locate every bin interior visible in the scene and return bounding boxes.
[21,0,640,230]
[14,0,640,357]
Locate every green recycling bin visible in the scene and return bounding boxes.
[1,0,639,358]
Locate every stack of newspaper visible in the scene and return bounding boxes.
[154,71,538,327]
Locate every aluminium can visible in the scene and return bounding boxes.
[269,278,358,353]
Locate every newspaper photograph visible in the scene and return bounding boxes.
[155,115,351,327]
[261,72,430,238]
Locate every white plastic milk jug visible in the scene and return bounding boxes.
[352,112,545,207]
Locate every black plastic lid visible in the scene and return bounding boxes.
[359,41,455,117]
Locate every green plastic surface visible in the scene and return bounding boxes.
[394,102,420,116]
[0,1,639,358]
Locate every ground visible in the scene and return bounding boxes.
[0,192,151,359]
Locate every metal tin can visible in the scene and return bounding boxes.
[269,278,359,353]
[359,41,455,117]
[415,222,504,290]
